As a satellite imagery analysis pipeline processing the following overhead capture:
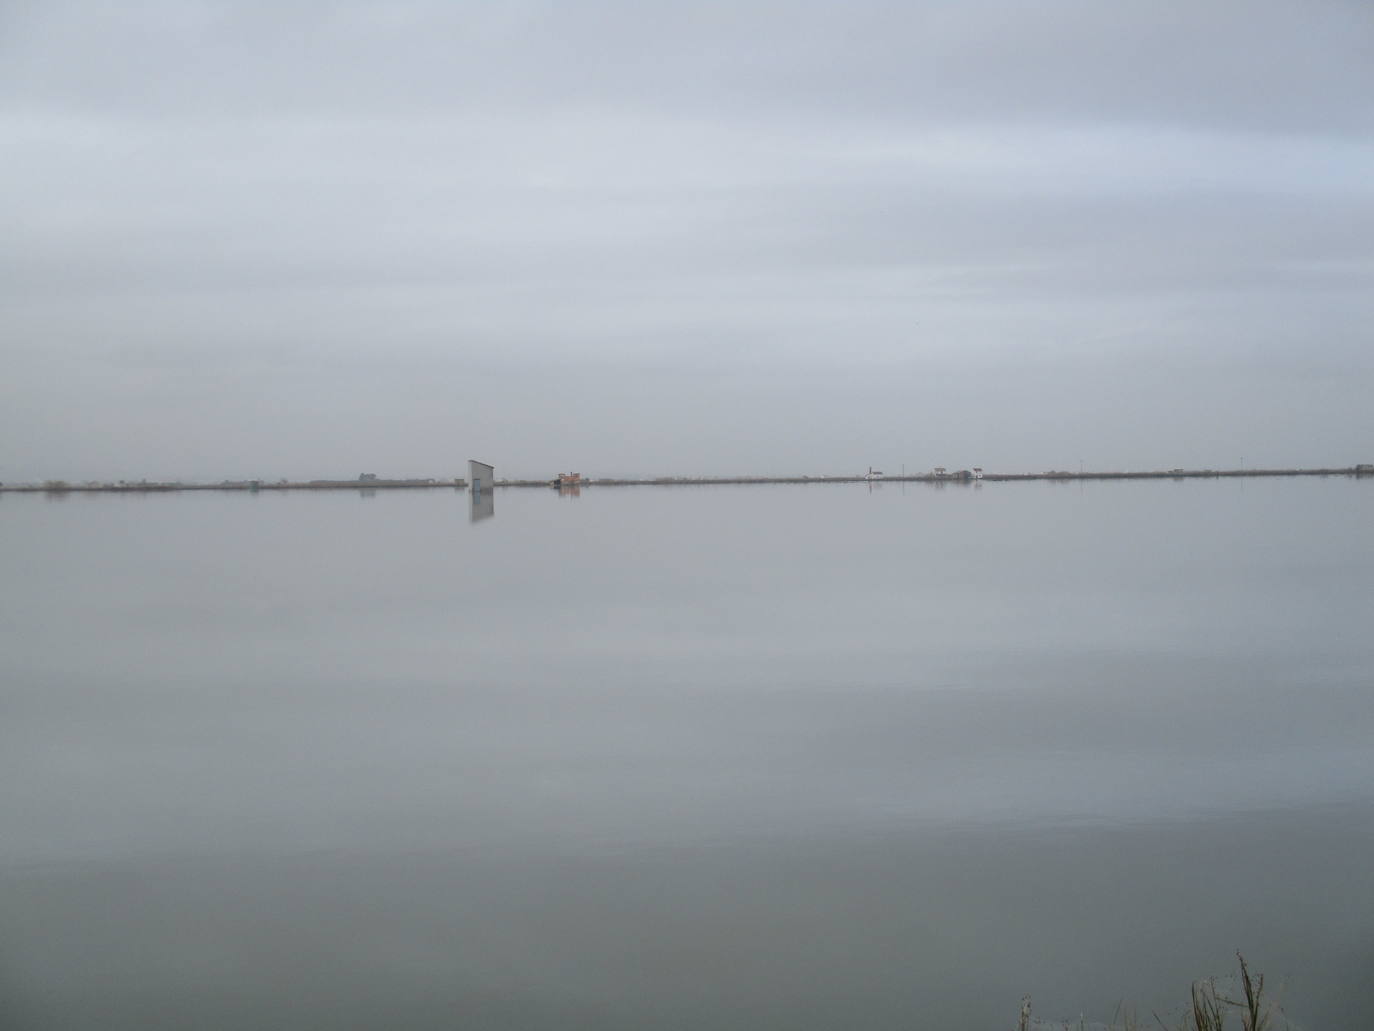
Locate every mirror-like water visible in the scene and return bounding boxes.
[2,479,1371,1029]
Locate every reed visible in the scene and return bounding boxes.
[1017,954,1289,1031]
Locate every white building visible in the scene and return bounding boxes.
[468,460,494,494]
[468,460,495,522]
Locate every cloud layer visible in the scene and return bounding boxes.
[3,1,1372,480]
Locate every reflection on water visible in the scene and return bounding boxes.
[1,480,1371,1030]
[470,485,494,522]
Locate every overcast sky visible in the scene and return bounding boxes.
[3,0,1372,481]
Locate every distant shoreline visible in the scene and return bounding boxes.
[4,465,1370,494]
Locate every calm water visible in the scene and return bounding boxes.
[2,479,1371,1029]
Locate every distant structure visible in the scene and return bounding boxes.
[468,460,494,494]
[359,472,378,482]
[468,459,495,523]
[553,472,583,498]
[865,467,884,481]
[972,467,984,480]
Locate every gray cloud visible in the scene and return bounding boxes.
[2,0,1372,481]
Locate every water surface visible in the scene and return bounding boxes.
[2,479,1371,1028]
